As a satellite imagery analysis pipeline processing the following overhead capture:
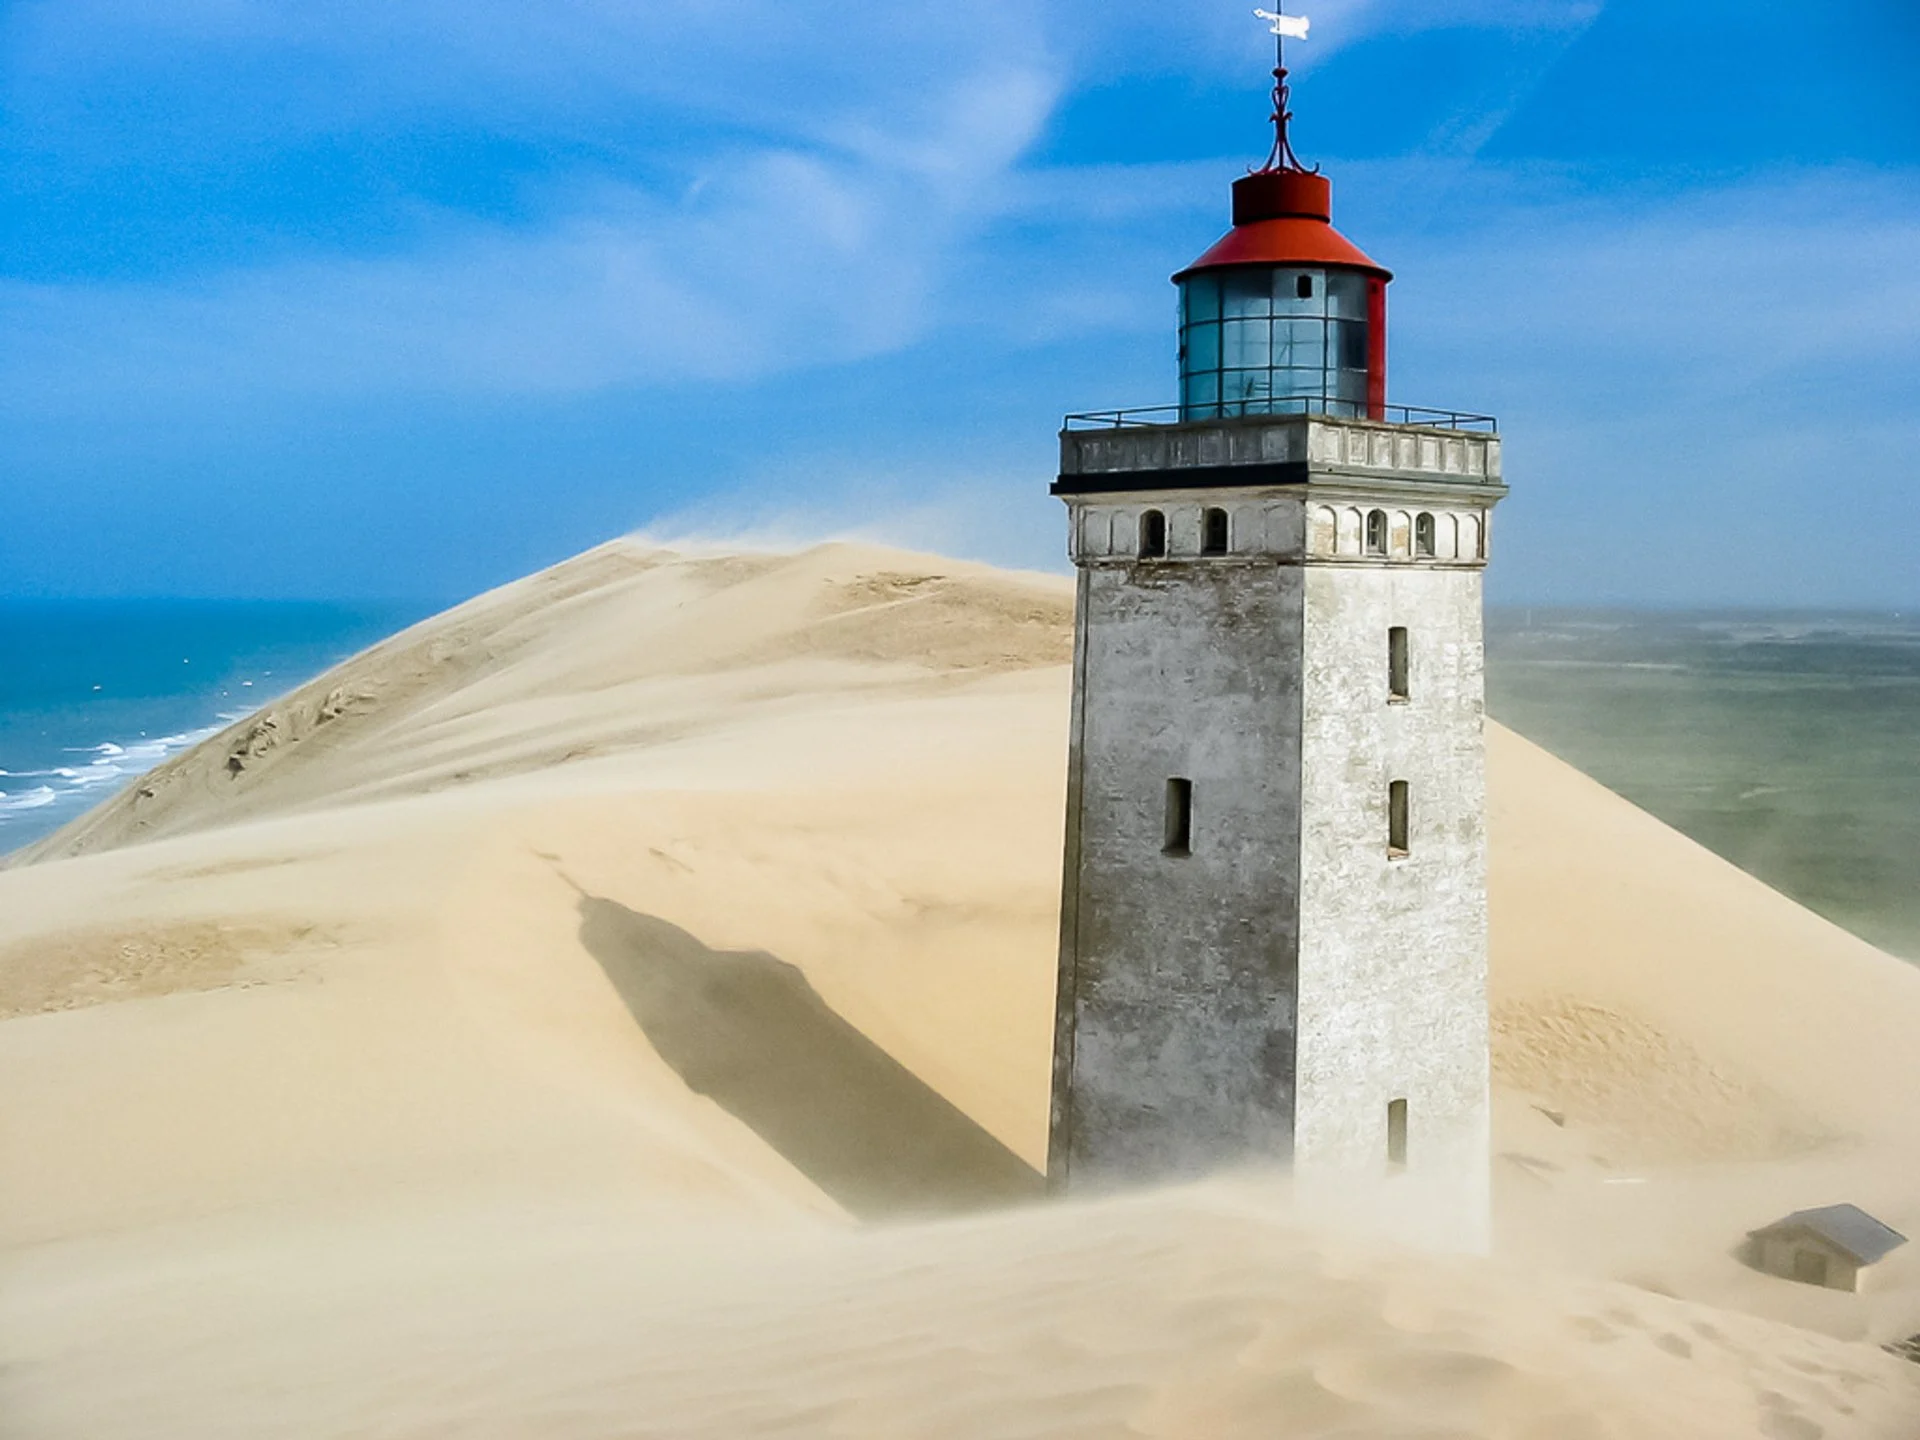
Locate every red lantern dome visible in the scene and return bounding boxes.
[1176,170,1389,281]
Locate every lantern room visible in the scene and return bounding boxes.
[1173,35,1390,422]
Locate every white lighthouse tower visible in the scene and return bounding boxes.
[1048,18,1505,1241]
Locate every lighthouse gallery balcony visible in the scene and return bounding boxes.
[1053,403,1503,498]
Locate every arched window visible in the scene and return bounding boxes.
[1308,505,1337,557]
[1139,509,1167,559]
[1414,513,1436,557]
[1201,507,1229,556]
[1365,509,1388,556]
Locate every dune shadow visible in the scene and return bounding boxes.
[576,896,1044,1220]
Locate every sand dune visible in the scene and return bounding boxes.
[12,1181,1916,1440]
[4,539,1919,1437]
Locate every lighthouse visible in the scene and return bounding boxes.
[1047,14,1505,1239]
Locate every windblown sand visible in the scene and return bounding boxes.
[4,540,1919,1438]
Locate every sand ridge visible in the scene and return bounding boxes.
[3,539,1919,1436]
[9,542,1074,865]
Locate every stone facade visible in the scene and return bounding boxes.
[1051,414,1504,1240]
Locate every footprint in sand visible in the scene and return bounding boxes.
[1600,1305,1647,1331]
[1756,1390,1823,1440]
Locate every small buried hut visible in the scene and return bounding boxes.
[1746,1204,1908,1292]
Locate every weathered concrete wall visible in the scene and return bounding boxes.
[1052,495,1307,1188]
[1051,414,1503,1242]
[1295,560,1491,1246]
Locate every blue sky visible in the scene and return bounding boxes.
[2,0,1917,604]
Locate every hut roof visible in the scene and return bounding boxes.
[1751,1204,1909,1266]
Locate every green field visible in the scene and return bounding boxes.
[1486,610,1920,964]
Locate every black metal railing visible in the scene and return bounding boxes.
[1063,398,1498,433]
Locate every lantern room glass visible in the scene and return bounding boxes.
[1178,268,1369,421]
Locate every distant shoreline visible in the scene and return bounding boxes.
[0,599,431,855]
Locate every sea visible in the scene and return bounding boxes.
[0,601,430,856]
[2,601,1915,964]
[1486,609,1920,964]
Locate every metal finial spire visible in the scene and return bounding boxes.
[1252,9,1317,174]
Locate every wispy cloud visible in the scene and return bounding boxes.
[1388,166,1920,413]
[0,62,1055,410]
[640,458,1068,577]
[8,0,1053,140]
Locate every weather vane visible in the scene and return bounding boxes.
[1254,8,1309,40]
[1251,9,1315,173]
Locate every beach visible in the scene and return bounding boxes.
[4,539,1919,1438]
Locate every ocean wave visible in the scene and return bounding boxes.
[0,719,233,833]
[0,787,59,813]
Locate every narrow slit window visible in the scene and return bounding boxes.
[1414,512,1436,557]
[1387,1098,1408,1167]
[1365,509,1388,556]
[1164,778,1193,857]
[1388,627,1409,702]
[1296,274,1314,300]
[1139,509,1167,559]
[1388,780,1410,857]
[1201,507,1229,556]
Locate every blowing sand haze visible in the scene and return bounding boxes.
[9,0,1918,1433]
[4,540,1920,1437]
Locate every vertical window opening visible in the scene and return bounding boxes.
[1201,507,1229,556]
[1387,1098,1409,1167]
[1415,512,1436,557]
[1365,509,1388,556]
[1388,780,1410,857]
[1139,509,1167,559]
[1296,274,1314,300]
[1388,627,1410,702]
[1163,778,1193,857]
